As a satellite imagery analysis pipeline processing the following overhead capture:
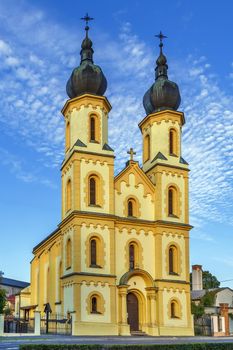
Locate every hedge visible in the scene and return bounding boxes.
[19,344,233,350]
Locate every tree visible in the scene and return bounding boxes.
[0,288,7,314]
[191,302,204,319]
[202,270,220,289]
[190,269,220,290]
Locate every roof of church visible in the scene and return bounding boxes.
[66,14,107,99]
[143,31,181,115]
[0,277,29,289]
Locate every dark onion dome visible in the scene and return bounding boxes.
[66,25,107,98]
[143,34,181,115]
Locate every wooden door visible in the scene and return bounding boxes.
[127,292,139,331]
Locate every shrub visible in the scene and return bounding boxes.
[0,288,7,314]
[19,343,233,350]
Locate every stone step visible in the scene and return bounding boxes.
[131,330,148,336]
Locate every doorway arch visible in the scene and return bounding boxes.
[127,292,139,331]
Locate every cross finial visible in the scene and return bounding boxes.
[155,31,167,51]
[81,13,94,37]
[81,13,94,26]
[127,147,136,161]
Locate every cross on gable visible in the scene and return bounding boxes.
[127,147,136,161]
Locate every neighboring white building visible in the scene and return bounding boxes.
[191,265,233,336]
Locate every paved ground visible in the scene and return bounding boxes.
[1,335,233,350]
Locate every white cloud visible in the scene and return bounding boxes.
[0,39,11,55]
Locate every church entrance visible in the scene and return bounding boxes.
[127,292,139,332]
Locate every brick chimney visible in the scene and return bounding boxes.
[192,264,203,290]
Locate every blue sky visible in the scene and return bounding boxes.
[0,0,232,287]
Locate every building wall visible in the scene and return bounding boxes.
[26,99,193,336]
[215,289,233,307]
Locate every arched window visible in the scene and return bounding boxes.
[36,270,39,305]
[127,198,138,217]
[168,186,178,216]
[90,116,96,141]
[66,239,72,269]
[46,267,50,303]
[169,245,179,274]
[88,235,104,268]
[143,134,150,162]
[58,261,62,302]
[89,114,100,143]
[169,129,178,156]
[89,177,96,205]
[90,239,97,266]
[168,188,173,215]
[129,244,135,269]
[91,296,98,313]
[66,179,71,212]
[66,122,70,151]
[170,300,180,318]
[128,199,133,217]
[169,246,174,273]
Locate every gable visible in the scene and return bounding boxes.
[115,161,155,197]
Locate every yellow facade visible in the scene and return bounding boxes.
[24,91,194,336]
[23,30,194,335]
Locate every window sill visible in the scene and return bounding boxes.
[169,153,178,157]
[91,311,102,315]
[89,264,102,269]
[66,266,71,270]
[168,214,179,218]
[90,140,100,144]
[55,301,62,305]
[169,272,179,276]
[171,316,180,319]
[89,204,101,208]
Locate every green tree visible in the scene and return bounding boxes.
[190,270,220,290]
[0,288,7,314]
[201,291,215,306]
[191,302,204,319]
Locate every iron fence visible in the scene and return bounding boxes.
[4,317,34,333]
[40,313,72,335]
[194,315,212,336]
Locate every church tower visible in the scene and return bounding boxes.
[59,16,118,335]
[139,32,189,224]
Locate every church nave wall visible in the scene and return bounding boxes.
[63,282,74,314]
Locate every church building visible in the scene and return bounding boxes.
[24,18,194,336]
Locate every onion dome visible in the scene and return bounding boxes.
[66,15,107,98]
[143,31,181,115]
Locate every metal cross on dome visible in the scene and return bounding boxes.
[81,13,94,26]
[155,31,167,52]
[127,147,136,161]
[155,31,167,44]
